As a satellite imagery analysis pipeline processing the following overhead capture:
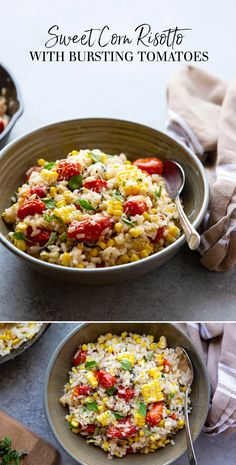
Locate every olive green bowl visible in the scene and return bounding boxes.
[44,323,210,465]
[0,118,209,285]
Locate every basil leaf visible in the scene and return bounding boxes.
[106,387,117,396]
[85,401,98,412]
[113,412,125,419]
[13,231,25,240]
[94,426,100,436]
[44,161,56,170]
[51,214,64,224]
[68,174,83,190]
[43,231,57,248]
[147,352,154,361]
[76,198,96,211]
[90,152,102,163]
[138,402,147,416]
[43,213,52,222]
[113,191,123,202]
[42,198,56,210]
[144,428,152,436]
[60,232,67,242]
[120,358,132,371]
[85,360,98,370]
[154,186,162,199]
[168,392,175,400]
[122,214,136,227]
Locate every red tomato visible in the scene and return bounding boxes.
[26,226,51,246]
[117,387,135,402]
[0,118,4,134]
[57,160,81,180]
[67,217,113,241]
[133,157,163,175]
[126,448,134,455]
[83,179,108,193]
[73,386,92,396]
[83,424,96,435]
[30,186,46,198]
[170,413,177,420]
[97,369,116,388]
[163,358,170,366]
[107,418,136,439]
[151,226,166,243]
[73,349,87,366]
[146,402,164,426]
[18,199,46,219]
[123,196,147,216]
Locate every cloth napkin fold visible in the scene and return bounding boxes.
[179,323,236,435]
[166,66,236,271]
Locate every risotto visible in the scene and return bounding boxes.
[2,149,181,268]
[60,332,189,458]
[0,87,9,134]
[0,322,43,357]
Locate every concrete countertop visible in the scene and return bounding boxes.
[0,323,235,465]
[0,0,236,320]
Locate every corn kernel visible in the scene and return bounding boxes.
[70,419,79,428]
[56,200,67,208]
[71,150,79,155]
[54,205,76,223]
[41,169,58,184]
[156,354,164,365]
[97,241,106,250]
[90,248,98,257]
[76,264,84,268]
[130,253,139,262]
[37,158,46,166]
[121,332,127,338]
[115,222,123,233]
[86,372,98,388]
[14,239,27,251]
[40,251,49,261]
[113,209,122,216]
[158,336,167,349]
[16,222,28,232]
[107,239,115,247]
[139,431,145,437]
[118,254,129,264]
[129,227,144,238]
[82,344,87,350]
[178,419,185,427]
[61,252,71,266]
[143,212,149,220]
[50,186,57,198]
[140,249,149,258]
[103,442,109,451]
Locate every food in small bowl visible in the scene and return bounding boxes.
[0,64,23,148]
[0,322,43,359]
[2,149,181,269]
[0,87,9,133]
[60,332,189,458]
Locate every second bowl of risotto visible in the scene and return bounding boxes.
[0,118,208,284]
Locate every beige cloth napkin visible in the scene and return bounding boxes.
[166,66,236,271]
[179,323,236,435]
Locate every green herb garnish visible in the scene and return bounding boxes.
[90,152,102,163]
[143,428,152,436]
[120,358,132,371]
[43,231,57,248]
[43,213,52,222]
[138,402,147,417]
[76,198,96,211]
[154,185,162,199]
[42,198,56,210]
[44,161,56,170]
[94,426,100,436]
[113,412,125,419]
[106,387,117,396]
[113,191,124,202]
[0,436,27,465]
[85,401,98,412]
[68,174,83,190]
[60,232,67,242]
[85,360,98,370]
[13,231,26,241]
[146,352,154,361]
[121,214,136,227]
[168,392,175,400]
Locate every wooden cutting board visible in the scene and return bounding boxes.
[0,410,59,465]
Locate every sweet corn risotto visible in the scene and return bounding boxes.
[60,333,189,458]
[0,87,9,134]
[0,322,43,357]
[2,149,181,268]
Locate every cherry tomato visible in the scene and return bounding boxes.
[107,418,136,439]
[0,118,4,134]
[97,369,116,388]
[26,226,51,246]
[57,160,81,180]
[133,157,163,175]
[73,349,87,366]
[123,196,147,216]
[82,424,96,435]
[163,358,170,366]
[73,386,92,396]
[170,413,177,420]
[117,387,135,402]
[18,199,46,219]
[30,186,46,198]
[67,217,114,241]
[83,179,108,193]
[146,402,164,426]
[126,448,134,454]
[151,226,166,243]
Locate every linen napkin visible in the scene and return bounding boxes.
[166,66,236,271]
[179,323,236,435]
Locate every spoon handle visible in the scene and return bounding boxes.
[175,195,201,250]
[185,386,197,465]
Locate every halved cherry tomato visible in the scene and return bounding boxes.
[123,196,147,216]
[133,157,163,175]
[117,387,135,402]
[82,424,96,435]
[97,369,116,388]
[107,418,136,439]
[83,179,108,193]
[67,217,113,242]
[57,160,81,180]
[73,386,92,396]
[30,186,46,198]
[170,413,177,420]
[151,226,166,243]
[73,349,87,366]
[0,118,4,134]
[146,402,164,426]
[18,199,46,219]
[163,358,170,366]
[26,226,51,246]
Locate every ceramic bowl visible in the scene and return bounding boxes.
[0,63,23,149]
[44,323,210,465]
[0,323,48,364]
[0,118,209,284]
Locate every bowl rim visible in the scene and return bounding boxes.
[44,322,210,465]
[0,117,209,274]
[0,62,24,141]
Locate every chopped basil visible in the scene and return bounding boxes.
[60,232,67,242]
[154,185,162,199]
[51,214,64,224]
[68,174,83,190]
[13,231,26,241]
[146,352,154,361]
[91,152,102,163]
[138,402,147,417]
[43,231,57,248]
[0,436,27,464]
[122,214,136,227]
[120,358,132,372]
[106,387,117,396]
[43,213,52,222]
[85,360,98,370]
[44,161,56,170]
[85,401,98,412]
[144,428,152,436]
[94,426,100,436]
[168,392,175,400]
[76,198,96,211]
[42,198,56,210]
[113,412,125,419]
[113,191,124,202]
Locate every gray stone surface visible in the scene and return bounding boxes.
[0,323,235,465]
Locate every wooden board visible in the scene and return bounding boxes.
[0,410,59,465]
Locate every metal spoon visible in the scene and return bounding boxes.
[162,161,201,250]
[176,346,197,465]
